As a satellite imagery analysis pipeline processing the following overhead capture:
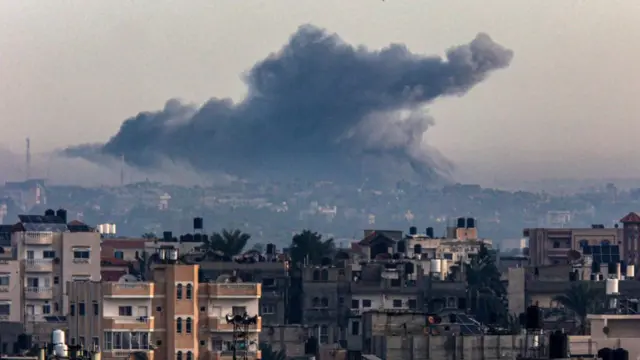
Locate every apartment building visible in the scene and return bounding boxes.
[68,260,263,360]
[0,211,100,341]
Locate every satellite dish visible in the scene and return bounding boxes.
[567,250,582,262]
[119,274,139,283]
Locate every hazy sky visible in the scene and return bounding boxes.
[2,1,640,183]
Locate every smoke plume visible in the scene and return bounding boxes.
[66,25,513,184]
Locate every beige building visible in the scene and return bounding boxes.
[68,262,262,360]
[0,211,101,341]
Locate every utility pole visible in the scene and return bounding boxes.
[25,138,31,181]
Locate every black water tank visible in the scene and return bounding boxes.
[548,330,568,359]
[426,227,434,238]
[266,243,276,255]
[305,336,318,355]
[621,261,628,275]
[163,231,172,242]
[598,348,614,360]
[613,348,629,360]
[409,226,417,235]
[525,304,543,330]
[608,262,617,275]
[456,217,466,228]
[397,240,406,253]
[193,217,203,230]
[458,297,467,310]
[466,217,476,228]
[44,209,55,216]
[592,260,600,273]
[16,333,31,350]
[56,208,67,223]
[404,262,414,275]
[413,244,422,255]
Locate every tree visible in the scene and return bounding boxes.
[259,343,286,360]
[204,229,251,257]
[464,243,507,325]
[141,232,157,239]
[552,282,602,334]
[289,230,335,266]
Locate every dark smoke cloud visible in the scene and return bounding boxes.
[66,25,513,184]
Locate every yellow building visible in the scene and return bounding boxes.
[68,258,262,360]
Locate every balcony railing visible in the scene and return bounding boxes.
[202,283,261,298]
[103,316,155,330]
[211,351,261,360]
[104,283,154,297]
[25,286,53,299]
[23,232,54,245]
[24,259,53,272]
[205,316,262,332]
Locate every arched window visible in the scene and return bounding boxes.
[321,269,329,281]
[186,317,193,333]
[321,297,329,307]
[177,351,183,360]
[176,284,183,299]
[312,270,320,281]
[186,352,193,360]
[176,317,183,333]
[186,284,193,300]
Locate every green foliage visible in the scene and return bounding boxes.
[204,229,251,256]
[464,242,508,325]
[552,282,603,334]
[290,229,335,266]
[141,232,157,239]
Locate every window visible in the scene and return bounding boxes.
[579,240,589,248]
[362,299,372,308]
[186,284,193,300]
[53,277,59,285]
[92,337,99,348]
[553,241,560,249]
[79,337,85,346]
[176,284,183,300]
[114,251,124,259]
[232,306,246,316]
[0,275,9,286]
[79,302,86,316]
[93,303,99,315]
[70,304,76,316]
[103,332,150,351]
[319,325,329,344]
[321,269,329,281]
[0,304,10,315]
[73,249,90,259]
[43,250,56,259]
[392,299,402,308]
[54,303,59,312]
[177,351,183,360]
[408,299,417,309]
[176,318,183,333]
[351,299,359,309]
[186,318,192,333]
[261,304,276,314]
[42,303,51,314]
[351,320,360,336]
[443,253,453,260]
[262,278,275,287]
[321,297,329,307]
[187,351,193,360]
[118,306,132,316]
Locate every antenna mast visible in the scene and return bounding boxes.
[25,137,31,181]
[120,154,125,186]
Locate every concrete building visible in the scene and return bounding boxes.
[0,211,101,343]
[68,261,262,360]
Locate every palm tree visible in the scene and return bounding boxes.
[259,343,286,360]
[289,230,335,266]
[464,243,507,324]
[204,229,251,257]
[552,282,602,334]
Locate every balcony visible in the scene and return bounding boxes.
[104,350,154,360]
[205,316,261,332]
[202,283,261,298]
[208,351,261,360]
[25,286,53,300]
[104,283,154,298]
[23,232,54,245]
[103,316,155,330]
[24,259,53,272]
